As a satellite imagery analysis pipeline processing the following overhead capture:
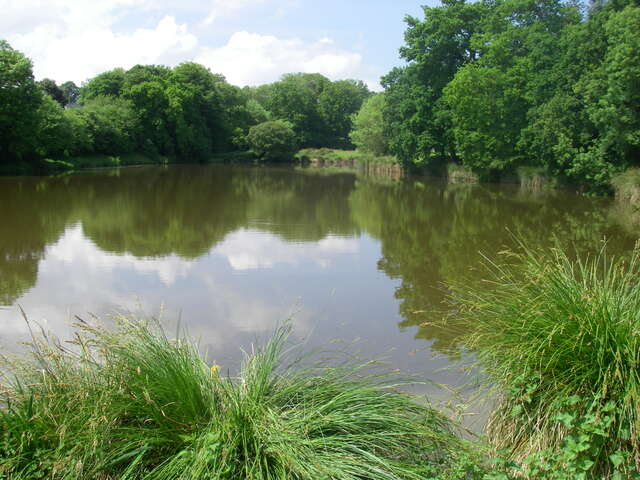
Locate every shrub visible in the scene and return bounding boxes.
[246,120,298,162]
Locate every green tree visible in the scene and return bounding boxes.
[35,95,75,158]
[349,93,389,156]
[519,0,639,191]
[122,79,174,157]
[247,120,298,161]
[382,0,488,171]
[246,98,271,125]
[75,96,138,155]
[60,81,80,104]
[444,64,529,174]
[318,79,370,148]
[80,68,126,101]
[444,0,581,177]
[267,73,331,147]
[579,5,640,170]
[0,40,43,165]
[37,78,66,106]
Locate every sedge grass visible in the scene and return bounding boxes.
[445,244,640,475]
[0,317,476,480]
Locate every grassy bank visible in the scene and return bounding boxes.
[296,148,397,166]
[0,318,483,480]
[444,245,640,478]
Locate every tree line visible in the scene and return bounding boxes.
[3,0,639,193]
[0,40,370,168]
[361,0,639,192]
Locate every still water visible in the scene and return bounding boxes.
[0,164,637,408]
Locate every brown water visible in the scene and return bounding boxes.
[0,164,637,410]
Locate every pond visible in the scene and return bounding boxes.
[0,164,637,417]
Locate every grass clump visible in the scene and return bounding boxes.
[0,317,476,480]
[445,244,640,477]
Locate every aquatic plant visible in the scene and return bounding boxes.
[445,244,640,477]
[0,317,476,479]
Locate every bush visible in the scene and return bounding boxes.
[246,120,298,162]
[444,245,640,477]
[0,318,478,479]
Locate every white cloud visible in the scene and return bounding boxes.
[213,229,359,271]
[9,14,197,84]
[201,0,268,26]
[1,0,382,89]
[44,224,196,287]
[196,31,365,86]
[0,0,146,35]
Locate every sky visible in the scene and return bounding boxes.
[1,0,438,91]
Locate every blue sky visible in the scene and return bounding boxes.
[1,0,437,90]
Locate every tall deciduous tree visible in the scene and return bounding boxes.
[267,73,331,147]
[80,68,126,101]
[60,81,80,104]
[0,40,43,164]
[318,79,370,149]
[382,0,488,171]
[38,78,66,106]
[443,0,580,176]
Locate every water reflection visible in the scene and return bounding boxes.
[0,165,637,390]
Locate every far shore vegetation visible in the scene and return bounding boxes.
[2,0,639,199]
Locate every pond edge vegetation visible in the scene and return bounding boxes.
[0,318,485,480]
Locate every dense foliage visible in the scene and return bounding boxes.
[246,73,371,149]
[0,43,370,169]
[246,120,298,161]
[384,0,640,191]
[350,93,389,156]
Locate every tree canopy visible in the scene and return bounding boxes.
[382,0,640,190]
[247,120,298,161]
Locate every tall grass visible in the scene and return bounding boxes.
[0,317,474,479]
[445,244,640,476]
